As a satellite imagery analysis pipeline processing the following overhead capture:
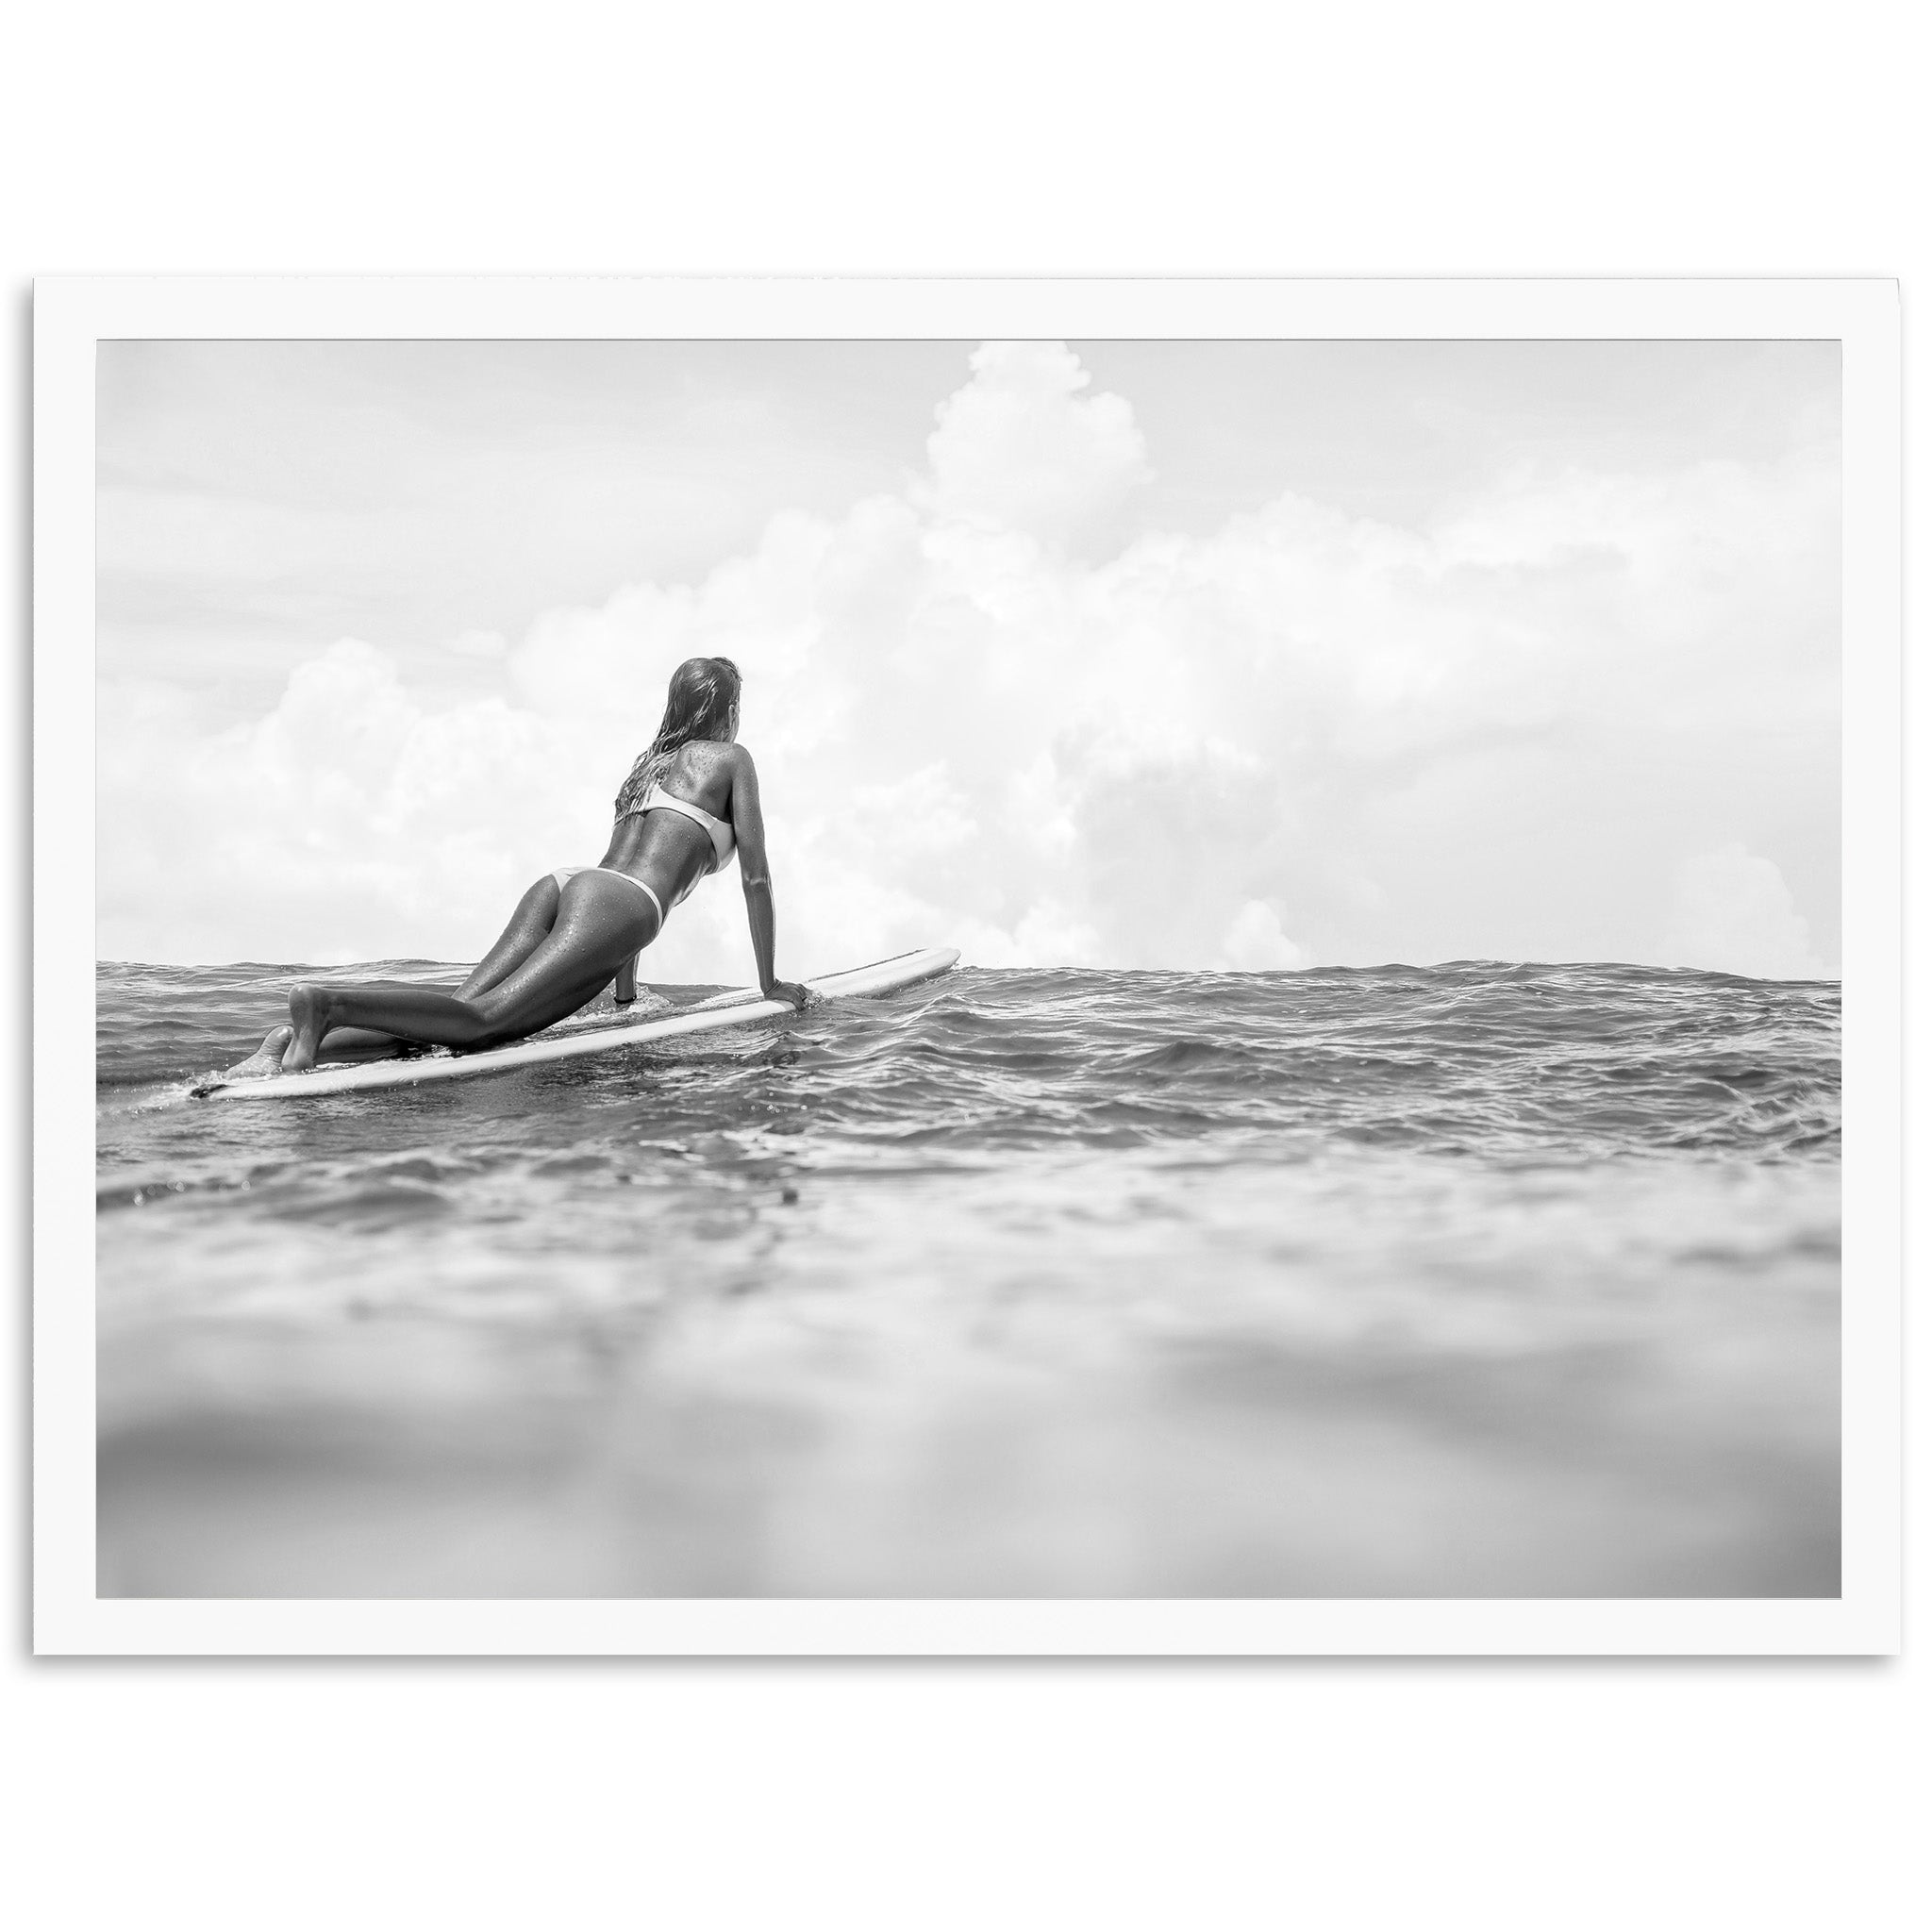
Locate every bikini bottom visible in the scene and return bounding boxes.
[552,864,665,925]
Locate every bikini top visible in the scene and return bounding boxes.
[629,784,737,874]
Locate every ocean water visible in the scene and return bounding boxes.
[95,958,1841,1599]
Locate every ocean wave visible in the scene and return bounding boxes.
[96,958,1840,1166]
[93,955,1841,1602]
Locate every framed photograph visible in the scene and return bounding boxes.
[35,277,1900,1654]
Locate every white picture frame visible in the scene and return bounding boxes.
[38,275,1901,1656]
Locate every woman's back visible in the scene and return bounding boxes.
[599,739,741,892]
[649,739,738,819]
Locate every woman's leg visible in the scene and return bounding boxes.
[316,874,571,1057]
[282,874,658,1071]
[456,874,565,999]
[225,1020,425,1076]
[224,1025,297,1078]
[226,874,569,1077]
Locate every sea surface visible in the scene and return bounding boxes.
[95,959,1841,1598]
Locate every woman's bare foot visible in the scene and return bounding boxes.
[223,1024,293,1079]
[283,984,332,1073]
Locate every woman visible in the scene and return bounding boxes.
[232,656,809,1077]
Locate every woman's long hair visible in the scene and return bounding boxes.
[613,656,742,818]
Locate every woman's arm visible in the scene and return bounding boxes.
[730,749,809,1008]
[613,954,638,1005]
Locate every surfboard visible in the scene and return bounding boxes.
[192,947,960,1104]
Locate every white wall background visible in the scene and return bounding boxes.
[98,336,1840,981]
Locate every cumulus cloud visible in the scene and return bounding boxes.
[1664,843,1827,980]
[97,342,1840,981]
[100,642,593,965]
[917,340,1150,553]
[1218,902,1308,972]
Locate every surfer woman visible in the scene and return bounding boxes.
[232,655,809,1077]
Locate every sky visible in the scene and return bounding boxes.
[96,338,1840,979]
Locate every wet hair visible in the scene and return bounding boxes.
[614,657,742,818]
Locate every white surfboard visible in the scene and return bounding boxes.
[193,947,960,1104]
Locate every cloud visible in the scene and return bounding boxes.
[1218,902,1308,972]
[1663,843,1827,980]
[917,340,1151,552]
[99,641,592,966]
[97,342,1840,981]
